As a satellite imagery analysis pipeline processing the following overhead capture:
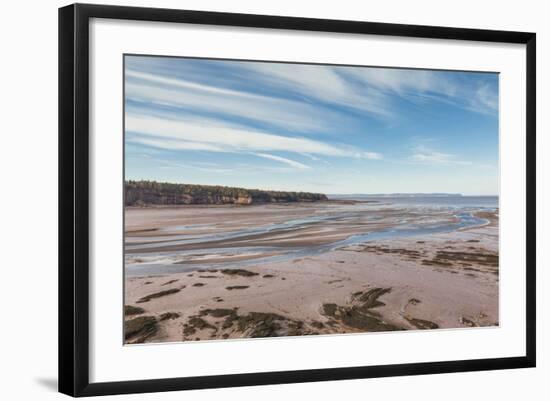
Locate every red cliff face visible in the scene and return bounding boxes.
[236,196,253,205]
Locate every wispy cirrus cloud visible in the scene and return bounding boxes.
[126,114,381,162]
[344,67,498,116]
[409,145,472,166]
[151,157,299,175]
[124,56,499,194]
[127,58,498,143]
[468,83,499,115]
[254,153,311,170]
[126,68,348,133]
[411,150,455,163]
[344,68,456,97]
[238,63,392,117]
[239,63,498,117]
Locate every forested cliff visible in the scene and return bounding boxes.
[125,180,328,206]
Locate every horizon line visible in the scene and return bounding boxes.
[124,179,498,197]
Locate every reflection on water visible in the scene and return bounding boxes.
[125,196,497,277]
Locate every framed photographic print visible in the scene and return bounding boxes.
[58,3,536,397]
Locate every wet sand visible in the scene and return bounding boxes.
[124,202,499,344]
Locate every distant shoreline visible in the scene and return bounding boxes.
[329,194,499,198]
[125,199,378,209]
[125,180,497,207]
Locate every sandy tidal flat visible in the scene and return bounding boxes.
[124,200,499,344]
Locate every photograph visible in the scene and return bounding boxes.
[123,55,499,344]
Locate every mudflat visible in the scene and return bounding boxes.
[124,201,499,344]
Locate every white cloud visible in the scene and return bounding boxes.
[345,68,456,97]
[343,67,498,117]
[126,69,346,133]
[239,63,499,120]
[127,70,259,99]
[126,115,380,161]
[410,145,471,165]
[152,157,296,175]
[472,84,499,113]
[127,60,498,156]
[411,151,453,163]
[128,135,226,153]
[299,153,320,161]
[241,63,391,117]
[362,151,383,160]
[254,153,311,170]
[158,161,236,174]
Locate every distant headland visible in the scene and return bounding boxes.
[125,180,328,206]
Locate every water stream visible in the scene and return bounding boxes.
[125,197,497,277]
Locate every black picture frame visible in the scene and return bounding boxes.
[59,3,536,397]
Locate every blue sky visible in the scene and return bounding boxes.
[125,55,499,195]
